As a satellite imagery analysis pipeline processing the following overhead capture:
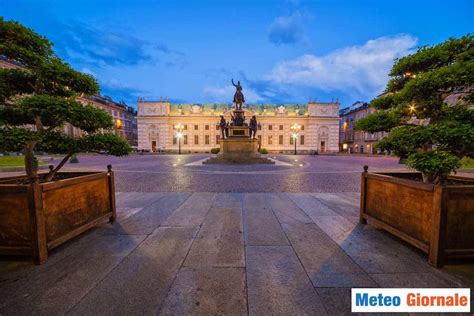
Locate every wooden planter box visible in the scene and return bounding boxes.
[360,167,474,267]
[0,166,116,264]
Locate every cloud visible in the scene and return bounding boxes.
[54,21,182,67]
[268,11,309,46]
[267,34,418,98]
[100,79,148,106]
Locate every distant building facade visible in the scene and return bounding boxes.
[339,102,387,153]
[0,56,138,146]
[137,100,340,153]
[77,96,138,146]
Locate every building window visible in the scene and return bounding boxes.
[216,125,220,131]
[173,136,177,145]
[279,135,283,145]
[183,135,188,145]
[194,135,199,145]
[184,125,188,130]
[205,135,210,145]
[268,125,273,131]
[268,135,273,145]
[194,125,199,130]
[301,125,304,130]
[300,135,304,145]
[257,135,262,143]
[290,136,294,145]
[279,125,283,131]
[216,135,220,144]
[205,125,209,130]
[257,124,261,130]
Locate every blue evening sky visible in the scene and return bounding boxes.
[2,0,473,108]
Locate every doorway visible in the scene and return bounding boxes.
[320,141,326,153]
[151,141,156,152]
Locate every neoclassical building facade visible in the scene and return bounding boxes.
[137,100,340,153]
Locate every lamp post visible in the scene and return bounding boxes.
[174,123,184,154]
[290,123,301,155]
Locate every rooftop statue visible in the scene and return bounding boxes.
[232,79,245,110]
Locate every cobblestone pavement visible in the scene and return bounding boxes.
[1,192,471,315]
[24,153,408,192]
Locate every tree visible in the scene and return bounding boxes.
[0,18,131,182]
[356,34,474,183]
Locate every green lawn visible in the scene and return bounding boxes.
[461,157,474,168]
[0,156,46,167]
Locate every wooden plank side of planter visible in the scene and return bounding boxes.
[41,174,111,247]
[444,186,474,254]
[364,176,434,248]
[0,187,31,250]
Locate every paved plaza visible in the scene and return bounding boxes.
[0,155,472,315]
[37,153,407,192]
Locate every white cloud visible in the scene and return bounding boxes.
[268,10,310,45]
[203,85,265,103]
[267,34,418,98]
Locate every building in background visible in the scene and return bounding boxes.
[77,95,138,146]
[339,101,387,153]
[0,56,138,146]
[137,99,340,153]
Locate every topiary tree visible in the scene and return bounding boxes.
[356,34,474,183]
[0,18,131,182]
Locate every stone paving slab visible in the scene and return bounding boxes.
[184,206,244,267]
[246,246,327,315]
[163,193,216,227]
[98,192,191,235]
[282,222,377,288]
[0,234,145,314]
[242,193,289,246]
[0,191,471,315]
[69,227,198,315]
[267,193,314,224]
[158,267,247,315]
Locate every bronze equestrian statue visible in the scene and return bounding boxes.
[232,79,245,110]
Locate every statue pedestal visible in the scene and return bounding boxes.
[228,126,250,137]
[204,126,273,164]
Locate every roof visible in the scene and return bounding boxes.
[339,101,369,116]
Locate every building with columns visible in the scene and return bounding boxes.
[137,100,340,153]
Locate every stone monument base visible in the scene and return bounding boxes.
[204,127,274,164]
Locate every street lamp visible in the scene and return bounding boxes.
[290,123,301,155]
[174,123,184,154]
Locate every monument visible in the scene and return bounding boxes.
[204,79,274,164]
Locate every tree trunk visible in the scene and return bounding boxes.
[24,142,38,182]
[45,153,72,182]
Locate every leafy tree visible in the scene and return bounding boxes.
[356,34,474,183]
[0,18,131,182]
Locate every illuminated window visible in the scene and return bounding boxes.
[268,135,273,145]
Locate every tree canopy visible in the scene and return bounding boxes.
[0,18,131,182]
[356,34,474,182]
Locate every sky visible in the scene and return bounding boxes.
[2,0,473,108]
